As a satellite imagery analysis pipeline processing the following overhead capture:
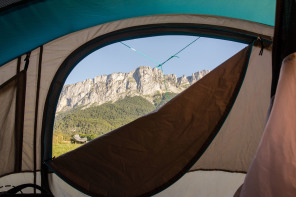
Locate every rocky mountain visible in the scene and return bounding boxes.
[56,66,210,112]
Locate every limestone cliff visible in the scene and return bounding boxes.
[57,66,210,112]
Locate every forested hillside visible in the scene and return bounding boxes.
[54,93,177,140]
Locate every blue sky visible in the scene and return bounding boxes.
[65,35,247,85]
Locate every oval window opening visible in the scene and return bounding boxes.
[52,35,246,157]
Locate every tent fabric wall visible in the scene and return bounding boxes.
[46,171,245,197]
[154,171,245,197]
[0,0,276,67]
[0,12,275,197]
[0,78,17,176]
[22,48,43,172]
[191,46,272,173]
[1,13,272,178]
[0,50,43,177]
[0,60,18,85]
[0,55,28,176]
[0,172,41,194]
[4,0,296,196]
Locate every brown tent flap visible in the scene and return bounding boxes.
[47,45,251,197]
[190,45,272,173]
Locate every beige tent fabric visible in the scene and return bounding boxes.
[0,78,17,176]
[49,173,90,197]
[48,171,245,197]
[22,49,42,171]
[0,172,41,193]
[191,46,272,172]
[155,171,245,197]
[0,51,42,176]
[0,59,18,86]
[239,52,296,197]
[47,46,250,197]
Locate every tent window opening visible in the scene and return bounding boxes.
[52,35,247,158]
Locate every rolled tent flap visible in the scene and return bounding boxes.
[47,46,251,197]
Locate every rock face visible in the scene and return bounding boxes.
[57,66,210,112]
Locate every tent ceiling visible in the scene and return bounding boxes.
[0,0,275,67]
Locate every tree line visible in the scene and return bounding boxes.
[53,93,177,142]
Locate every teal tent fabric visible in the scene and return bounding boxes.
[0,0,275,67]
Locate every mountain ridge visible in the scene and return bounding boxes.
[57,66,210,112]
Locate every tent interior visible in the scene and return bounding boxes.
[1,0,296,196]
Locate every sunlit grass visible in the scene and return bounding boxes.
[52,143,83,158]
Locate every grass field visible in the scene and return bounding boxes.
[52,143,82,158]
